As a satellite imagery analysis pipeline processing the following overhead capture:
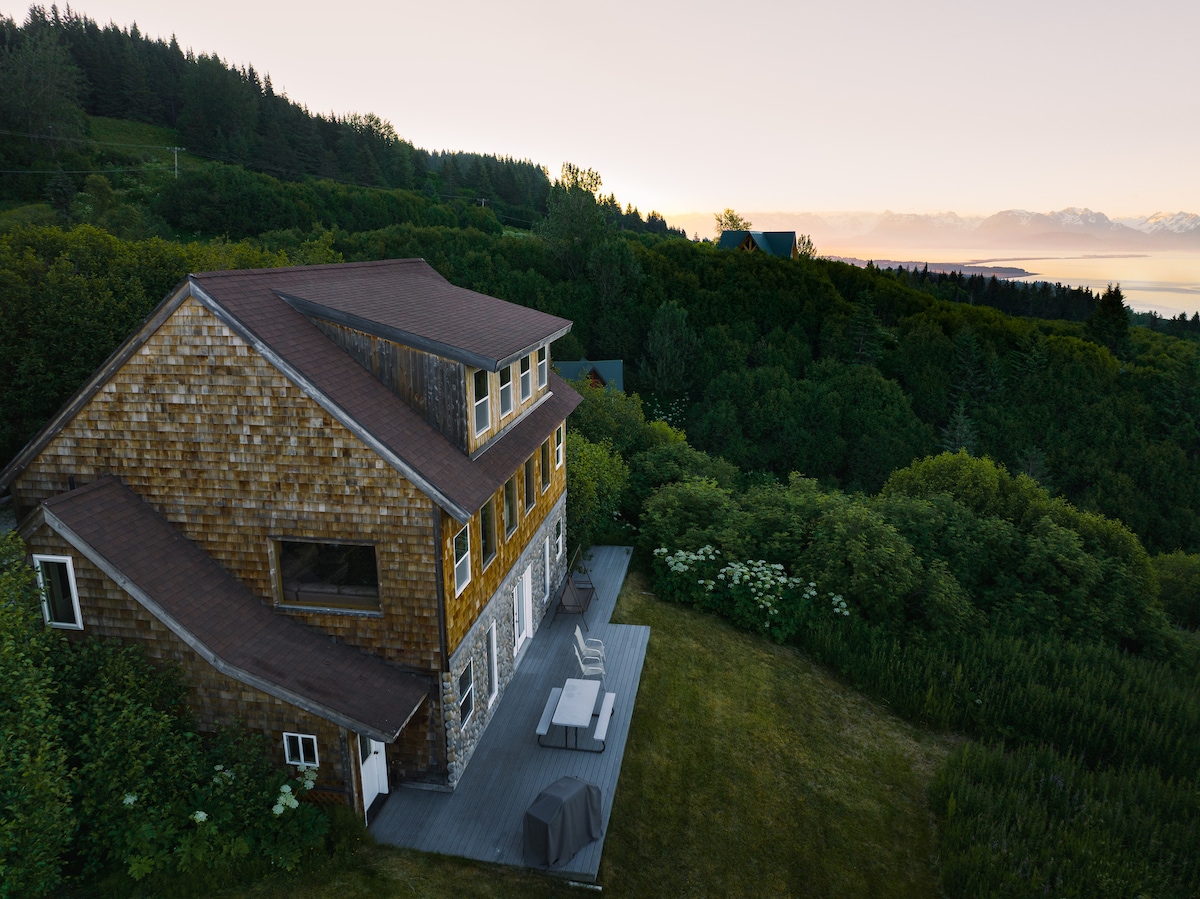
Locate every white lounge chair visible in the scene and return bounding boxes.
[574,624,605,662]
[573,644,606,689]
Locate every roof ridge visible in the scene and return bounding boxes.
[190,257,429,280]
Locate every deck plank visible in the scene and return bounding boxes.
[370,546,644,881]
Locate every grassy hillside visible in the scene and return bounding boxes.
[89,570,949,899]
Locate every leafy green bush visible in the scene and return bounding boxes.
[1152,551,1200,630]
[564,431,628,552]
[0,533,73,899]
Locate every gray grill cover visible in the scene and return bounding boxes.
[522,776,602,867]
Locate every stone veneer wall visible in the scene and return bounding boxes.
[439,494,567,787]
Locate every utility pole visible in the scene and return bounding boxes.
[171,147,185,179]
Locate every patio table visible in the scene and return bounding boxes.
[552,677,601,749]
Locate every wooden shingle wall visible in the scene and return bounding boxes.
[13,297,444,673]
[311,320,469,453]
[440,428,566,654]
[465,353,552,456]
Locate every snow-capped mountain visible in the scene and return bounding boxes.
[1115,212,1200,235]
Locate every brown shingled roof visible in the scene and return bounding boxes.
[42,476,429,743]
[188,261,582,521]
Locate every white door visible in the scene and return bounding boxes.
[358,734,388,823]
[513,564,533,654]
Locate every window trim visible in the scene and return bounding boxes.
[33,554,83,630]
[524,457,536,512]
[520,356,532,402]
[499,365,513,417]
[487,622,499,706]
[473,369,490,438]
[283,732,319,768]
[555,425,564,468]
[537,346,548,389]
[459,659,475,726]
[453,525,471,595]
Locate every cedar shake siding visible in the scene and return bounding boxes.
[2,258,582,794]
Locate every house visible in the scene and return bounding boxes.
[0,258,582,823]
[716,230,799,259]
[554,359,625,392]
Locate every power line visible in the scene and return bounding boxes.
[0,165,171,174]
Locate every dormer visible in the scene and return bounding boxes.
[278,259,571,454]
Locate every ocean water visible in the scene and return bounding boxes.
[829,246,1200,318]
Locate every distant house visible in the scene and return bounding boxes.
[555,359,624,392]
[717,230,798,259]
[1,259,582,823]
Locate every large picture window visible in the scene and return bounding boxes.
[454,525,471,595]
[473,369,490,437]
[499,365,513,417]
[33,554,82,629]
[284,732,319,767]
[278,540,380,611]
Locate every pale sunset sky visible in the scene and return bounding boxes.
[11,0,1199,220]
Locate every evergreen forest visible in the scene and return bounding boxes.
[2,7,1199,898]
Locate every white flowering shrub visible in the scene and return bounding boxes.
[654,546,851,642]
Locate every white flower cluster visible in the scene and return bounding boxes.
[716,559,806,621]
[272,767,317,815]
[655,545,720,574]
[190,810,208,824]
[122,792,138,807]
[830,594,850,617]
[211,763,236,786]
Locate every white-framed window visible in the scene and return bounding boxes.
[284,732,319,767]
[453,525,471,595]
[555,518,564,558]
[503,476,518,536]
[555,425,564,468]
[524,457,536,512]
[459,659,474,725]
[487,622,499,706]
[473,369,490,437]
[541,440,551,492]
[33,554,82,630]
[537,346,548,389]
[499,365,513,417]
[520,356,532,401]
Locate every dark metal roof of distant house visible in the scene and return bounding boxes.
[0,259,582,522]
[716,230,798,258]
[40,476,429,743]
[555,359,625,392]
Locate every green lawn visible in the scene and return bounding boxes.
[105,569,950,898]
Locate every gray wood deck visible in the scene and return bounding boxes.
[370,546,646,881]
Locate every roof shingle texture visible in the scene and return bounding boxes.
[190,260,582,519]
[44,476,429,740]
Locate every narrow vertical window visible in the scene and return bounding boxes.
[480,498,497,566]
[499,365,513,417]
[555,425,563,468]
[473,369,490,437]
[504,477,518,535]
[537,346,547,388]
[555,518,564,558]
[524,457,536,511]
[487,622,499,704]
[33,555,82,630]
[459,660,474,725]
[520,356,532,401]
[454,525,471,595]
[540,440,551,492]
